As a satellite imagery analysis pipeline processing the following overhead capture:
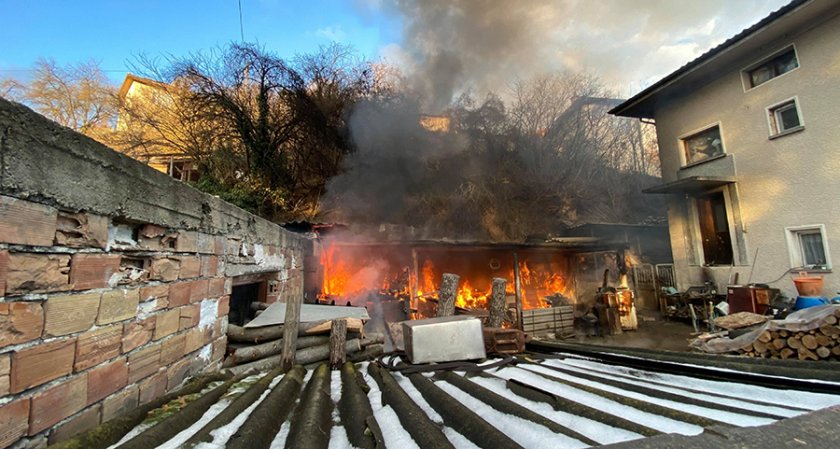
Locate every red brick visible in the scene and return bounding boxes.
[43,292,100,337]
[69,254,121,291]
[74,325,122,371]
[54,211,108,249]
[168,281,190,307]
[149,257,180,282]
[11,338,76,393]
[160,333,186,365]
[29,374,87,435]
[96,289,139,325]
[6,253,71,294]
[101,385,138,423]
[179,304,200,331]
[166,358,191,391]
[0,398,30,448]
[175,230,198,253]
[214,236,226,255]
[177,256,200,279]
[139,283,169,303]
[0,353,9,396]
[207,278,226,298]
[189,279,209,303]
[217,295,230,317]
[211,337,226,363]
[184,327,205,354]
[0,195,57,247]
[153,309,180,340]
[138,371,167,405]
[0,250,8,297]
[48,404,101,445]
[86,358,128,405]
[122,316,156,353]
[0,302,44,349]
[127,343,160,383]
[200,256,219,277]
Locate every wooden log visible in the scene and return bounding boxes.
[772,338,787,350]
[815,335,832,347]
[487,278,508,328]
[281,296,302,371]
[834,308,840,319]
[779,330,789,338]
[825,315,838,325]
[752,341,768,354]
[780,348,795,359]
[329,319,348,370]
[302,318,364,336]
[832,346,840,356]
[225,339,363,376]
[787,336,802,349]
[227,324,284,343]
[802,334,818,350]
[820,325,840,336]
[437,273,460,317]
[798,347,818,361]
[816,346,832,359]
[757,331,772,343]
[224,335,330,367]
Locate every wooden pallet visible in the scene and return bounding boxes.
[522,306,575,338]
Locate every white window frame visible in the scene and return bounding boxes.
[766,96,804,138]
[740,44,800,92]
[785,224,831,270]
[678,122,726,167]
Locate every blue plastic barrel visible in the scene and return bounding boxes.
[794,296,830,310]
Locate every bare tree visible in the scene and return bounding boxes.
[1,59,118,137]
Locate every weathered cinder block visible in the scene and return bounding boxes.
[189,279,209,303]
[200,256,219,277]
[6,253,70,294]
[167,281,191,308]
[11,338,76,393]
[177,256,201,279]
[137,371,167,405]
[29,374,87,435]
[0,249,8,297]
[0,195,57,247]
[74,325,122,372]
[86,357,128,405]
[0,302,44,349]
[160,333,186,366]
[175,230,198,253]
[43,292,100,337]
[179,304,200,331]
[96,289,139,325]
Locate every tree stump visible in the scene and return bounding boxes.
[437,273,460,317]
[487,278,508,328]
[329,319,348,370]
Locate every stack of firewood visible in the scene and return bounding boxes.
[223,318,384,375]
[739,308,840,360]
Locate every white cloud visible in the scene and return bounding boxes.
[316,25,348,42]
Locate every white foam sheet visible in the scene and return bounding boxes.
[466,374,642,445]
[520,364,776,427]
[557,356,840,411]
[541,358,804,418]
[494,366,704,435]
[437,380,588,449]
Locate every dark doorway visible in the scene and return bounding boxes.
[696,191,733,265]
[230,282,262,326]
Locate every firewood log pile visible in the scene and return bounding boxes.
[738,308,840,360]
[223,318,384,374]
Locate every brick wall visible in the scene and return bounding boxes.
[0,98,306,448]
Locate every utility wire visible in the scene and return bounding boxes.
[238,0,245,42]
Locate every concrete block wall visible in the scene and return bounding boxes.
[0,98,306,448]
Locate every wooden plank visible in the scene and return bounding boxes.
[329,319,348,370]
[280,297,301,371]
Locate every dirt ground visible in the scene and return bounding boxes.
[563,310,698,352]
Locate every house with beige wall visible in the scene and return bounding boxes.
[610,0,840,300]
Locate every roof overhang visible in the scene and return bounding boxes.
[610,0,837,119]
[642,176,736,194]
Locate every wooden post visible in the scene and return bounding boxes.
[513,253,524,331]
[410,247,420,318]
[488,278,507,328]
[329,319,348,370]
[437,273,460,317]
[280,297,301,371]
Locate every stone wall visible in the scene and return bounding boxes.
[0,98,306,448]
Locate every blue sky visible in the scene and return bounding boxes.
[0,0,401,83]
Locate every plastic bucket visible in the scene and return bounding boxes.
[793,276,824,296]
[794,296,829,310]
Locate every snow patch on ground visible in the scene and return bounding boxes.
[360,365,421,449]
[465,373,641,445]
[437,380,588,449]
[155,398,234,449]
[194,384,275,449]
[269,407,294,449]
[391,372,443,423]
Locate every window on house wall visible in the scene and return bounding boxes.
[748,47,798,88]
[786,225,831,269]
[169,159,200,183]
[682,125,724,165]
[768,99,803,137]
[696,191,733,265]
